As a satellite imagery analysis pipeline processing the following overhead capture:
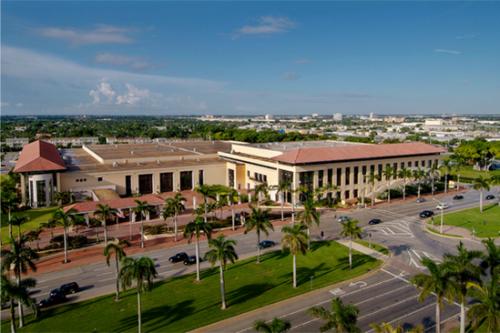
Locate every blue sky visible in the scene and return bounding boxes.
[2,1,499,116]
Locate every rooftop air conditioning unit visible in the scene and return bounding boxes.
[112,162,118,167]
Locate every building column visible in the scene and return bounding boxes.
[20,174,27,206]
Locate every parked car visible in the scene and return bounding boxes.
[436,203,450,210]
[38,290,67,308]
[419,210,434,218]
[453,195,464,200]
[416,197,426,203]
[368,218,382,225]
[486,194,495,200]
[259,240,276,249]
[183,256,200,265]
[169,252,188,263]
[337,216,351,223]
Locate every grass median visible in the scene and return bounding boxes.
[442,204,500,238]
[0,206,57,244]
[354,240,389,255]
[2,241,380,332]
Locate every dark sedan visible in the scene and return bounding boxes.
[169,252,188,263]
[486,194,495,200]
[39,290,67,308]
[368,218,382,225]
[259,240,276,249]
[419,210,434,218]
[453,194,464,200]
[183,256,200,265]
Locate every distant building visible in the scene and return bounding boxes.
[333,113,343,121]
[311,113,319,118]
[48,137,99,147]
[265,114,273,120]
[4,138,29,148]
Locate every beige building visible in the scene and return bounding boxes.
[14,139,444,207]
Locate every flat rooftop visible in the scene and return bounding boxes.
[248,140,364,152]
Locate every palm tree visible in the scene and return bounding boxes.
[254,183,269,207]
[411,258,455,333]
[370,322,423,333]
[164,192,186,241]
[443,241,483,333]
[204,235,238,309]
[94,203,118,245]
[52,207,82,263]
[480,238,500,278]
[413,168,426,200]
[104,239,130,301]
[40,218,58,240]
[119,256,158,333]
[9,215,28,242]
[441,159,453,193]
[184,216,212,281]
[340,219,363,270]
[451,154,465,191]
[466,274,500,333]
[254,318,292,333]
[297,195,320,250]
[429,164,440,196]
[308,297,360,333]
[53,191,73,207]
[367,172,380,207]
[1,236,39,328]
[1,275,38,333]
[274,181,292,221]
[281,224,308,288]
[382,165,394,203]
[195,184,215,223]
[1,190,19,239]
[398,167,412,201]
[245,206,274,263]
[132,200,154,248]
[473,176,491,213]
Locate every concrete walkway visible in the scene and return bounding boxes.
[336,239,389,261]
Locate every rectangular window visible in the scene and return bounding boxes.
[415,160,419,168]
[125,175,132,196]
[422,160,426,167]
[336,168,342,186]
[408,161,412,168]
[278,170,293,203]
[138,174,153,194]
[299,171,314,201]
[400,162,404,169]
[370,165,375,175]
[228,169,235,188]
[393,163,398,179]
[97,177,103,182]
[198,170,204,186]
[36,180,46,206]
[327,168,333,185]
[345,167,350,185]
[353,166,359,185]
[180,171,193,191]
[160,172,173,193]
[318,170,324,188]
[378,164,383,178]
[345,190,350,199]
[353,189,358,198]
[428,160,432,168]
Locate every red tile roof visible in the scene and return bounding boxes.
[272,142,446,164]
[13,140,66,173]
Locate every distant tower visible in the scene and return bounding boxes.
[265,114,273,120]
[333,113,343,121]
[369,112,374,119]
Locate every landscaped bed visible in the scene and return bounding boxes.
[442,204,500,238]
[2,241,380,332]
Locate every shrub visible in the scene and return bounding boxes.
[144,224,169,235]
[49,235,89,249]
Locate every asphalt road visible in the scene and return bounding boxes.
[3,186,499,330]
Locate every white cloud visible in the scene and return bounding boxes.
[116,84,150,105]
[282,72,300,81]
[95,53,151,70]
[434,48,462,55]
[234,16,295,38]
[36,25,134,45]
[89,79,116,104]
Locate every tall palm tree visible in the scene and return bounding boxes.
[480,238,500,278]
[120,256,158,333]
[94,203,118,245]
[412,168,426,200]
[195,184,215,223]
[297,195,320,250]
[184,216,212,281]
[281,224,308,288]
[411,258,455,333]
[473,176,491,213]
[368,172,380,207]
[443,242,483,333]
[9,215,28,242]
[274,181,292,221]
[254,318,292,333]
[429,164,440,196]
[441,159,453,193]
[1,275,38,333]
[1,190,19,239]
[204,235,238,309]
[308,297,360,333]
[466,275,500,333]
[398,167,412,201]
[132,200,154,248]
[104,239,130,301]
[52,207,82,263]
[254,183,269,207]
[382,165,394,203]
[40,218,58,239]
[451,154,465,191]
[340,219,363,270]
[1,236,38,328]
[163,193,186,241]
[245,206,274,263]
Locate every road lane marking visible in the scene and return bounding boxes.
[363,302,436,333]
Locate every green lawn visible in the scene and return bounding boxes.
[1,206,58,244]
[2,241,380,332]
[443,204,500,238]
[447,165,500,184]
[354,240,389,255]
